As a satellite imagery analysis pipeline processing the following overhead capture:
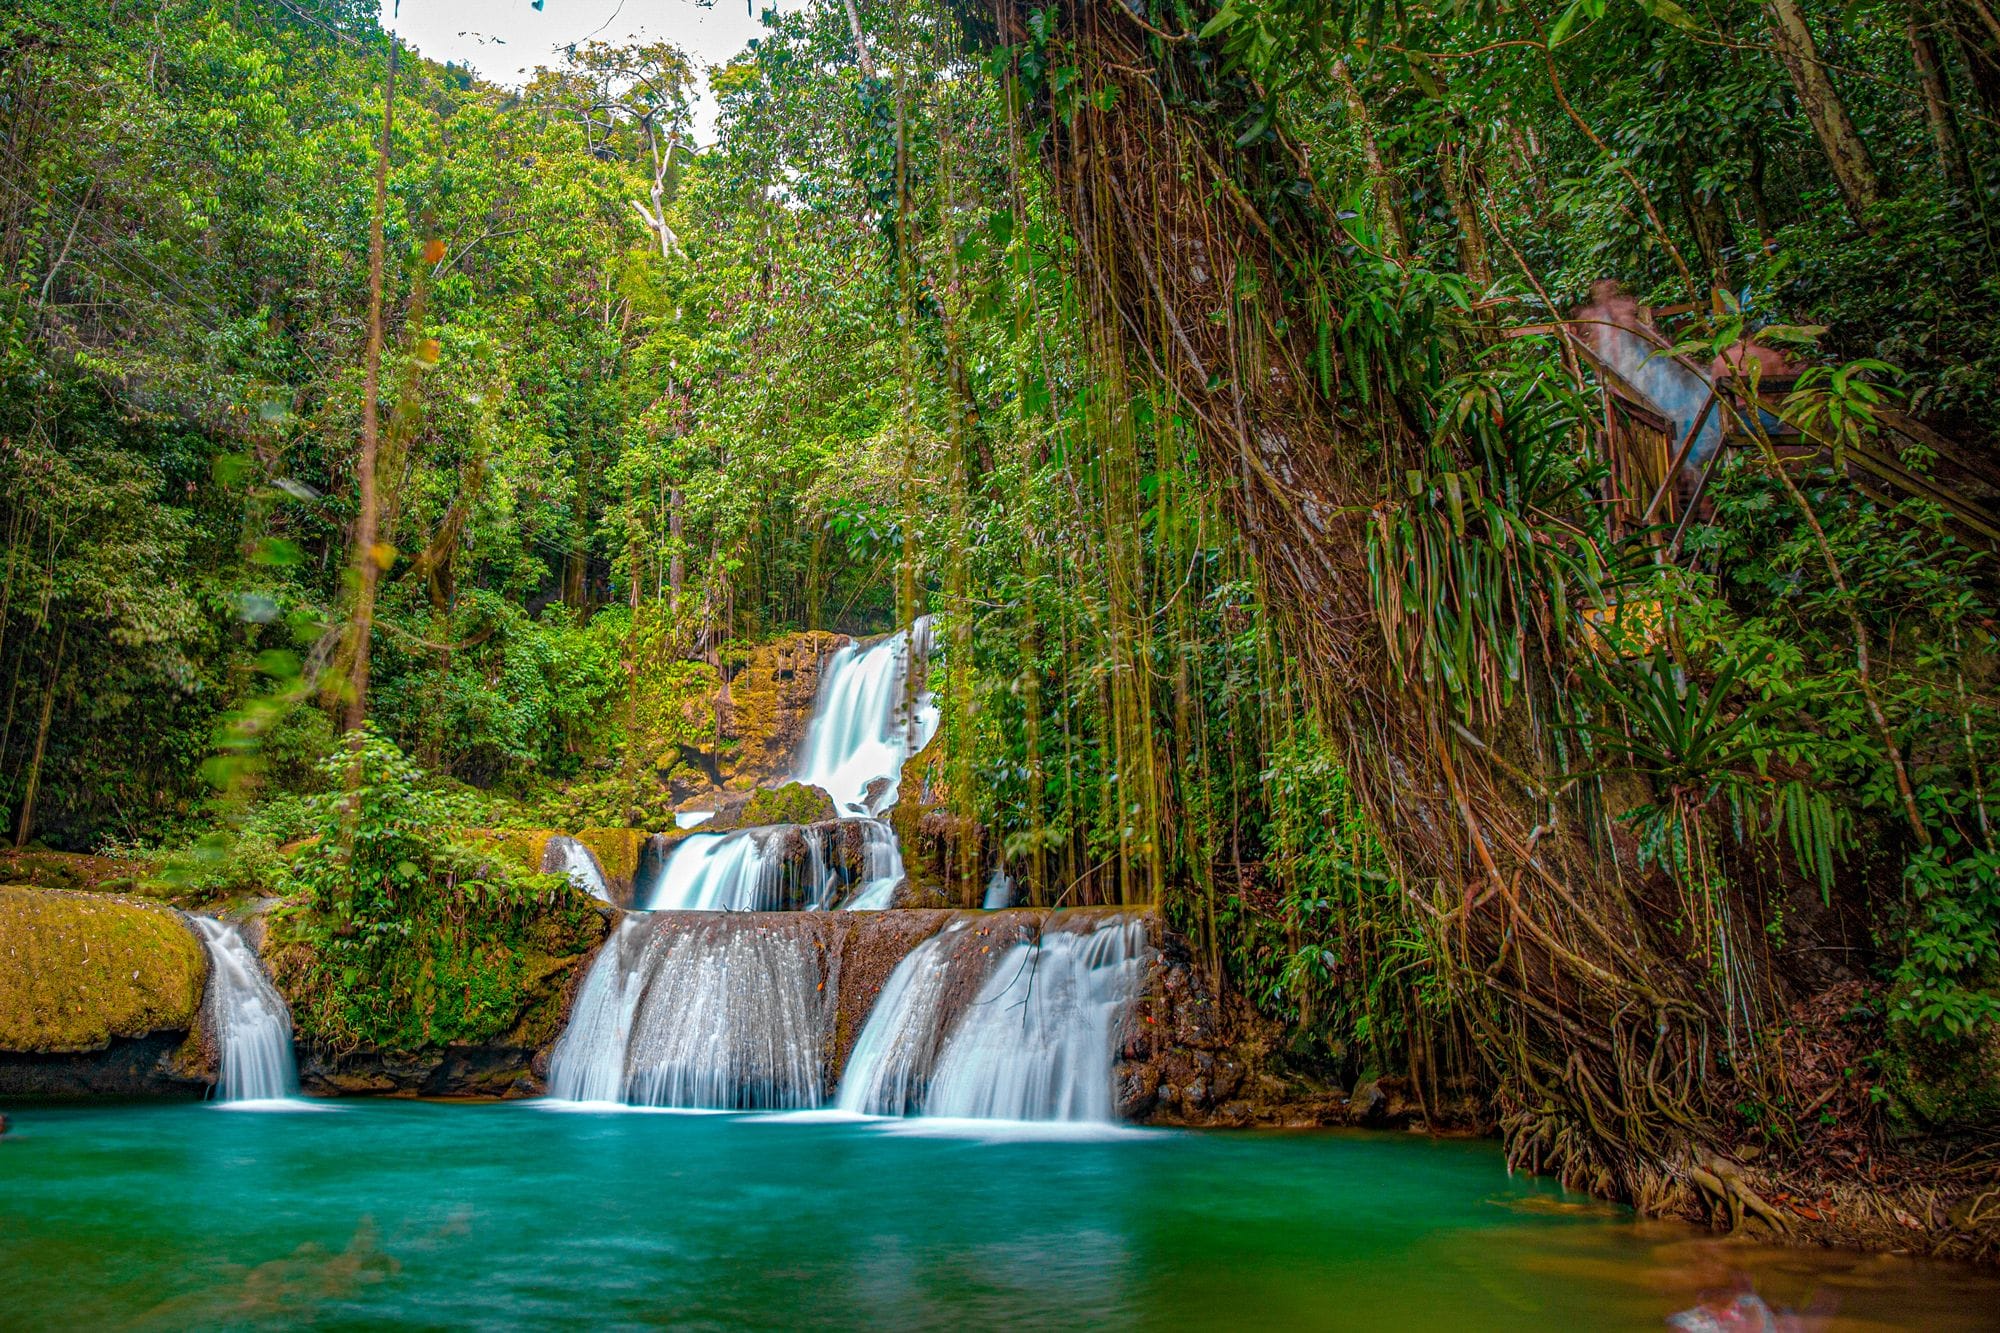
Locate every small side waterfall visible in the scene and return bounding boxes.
[982,866,1015,910]
[795,617,939,818]
[547,915,828,1109]
[542,835,612,903]
[191,917,298,1103]
[839,819,906,910]
[925,919,1148,1122]
[833,925,963,1114]
[832,915,1151,1122]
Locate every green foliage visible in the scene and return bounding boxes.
[267,728,602,1051]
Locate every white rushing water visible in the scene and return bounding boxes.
[840,819,905,911]
[191,917,298,1103]
[542,836,612,903]
[636,830,781,911]
[547,917,827,1109]
[795,617,939,818]
[925,919,1148,1122]
[833,917,1150,1122]
[833,925,964,1115]
[674,810,716,829]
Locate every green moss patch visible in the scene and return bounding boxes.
[0,885,205,1052]
[742,784,837,827]
[576,828,647,890]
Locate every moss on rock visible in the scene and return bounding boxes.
[718,630,844,785]
[576,828,647,891]
[741,784,837,827]
[0,885,206,1053]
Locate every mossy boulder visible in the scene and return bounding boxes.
[741,784,838,827]
[1877,997,2000,1136]
[262,878,610,1097]
[0,885,205,1053]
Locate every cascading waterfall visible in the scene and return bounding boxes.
[547,915,827,1109]
[636,830,781,911]
[833,925,964,1115]
[191,917,298,1103]
[839,819,906,911]
[833,916,1151,1122]
[982,866,1016,911]
[795,616,939,818]
[542,836,612,903]
[925,919,1148,1122]
[633,828,841,911]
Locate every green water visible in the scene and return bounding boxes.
[0,1102,1993,1330]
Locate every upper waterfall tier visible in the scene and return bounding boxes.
[191,917,298,1103]
[794,617,939,818]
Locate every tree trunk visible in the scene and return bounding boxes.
[988,0,1746,1215]
[1909,2,1974,194]
[1762,0,1883,227]
[842,0,878,78]
[668,486,685,615]
[343,40,397,733]
[13,621,63,848]
[1333,61,1409,257]
[1439,137,1493,289]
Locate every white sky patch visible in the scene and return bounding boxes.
[378,0,799,142]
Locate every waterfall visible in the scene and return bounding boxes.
[635,831,780,911]
[542,835,612,903]
[839,818,906,910]
[982,866,1015,910]
[801,825,834,909]
[833,925,963,1114]
[832,916,1151,1123]
[634,829,842,911]
[191,917,298,1103]
[795,616,939,818]
[547,915,828,1109]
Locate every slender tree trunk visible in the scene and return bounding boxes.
[843,0,878,78]
[1762,0,1883,227]
[1334,60,1409,257]
[345,41,397,733]
[566,436,592,609]
[1745,133,1778,245]
[1909,2,1974,194]
[668,486,684,615]
[13,620,63,848]
[1674,163,1733,290]
[1438,137,1492,289]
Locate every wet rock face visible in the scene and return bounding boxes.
[295,1045,548,1099]
[1113,931,1432,1130]
[1117,939,1254,1123]
[717,631,846,787]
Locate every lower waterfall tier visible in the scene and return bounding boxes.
[546,908,1156,1121]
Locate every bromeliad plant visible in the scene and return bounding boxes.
[1366,347,1613,725]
